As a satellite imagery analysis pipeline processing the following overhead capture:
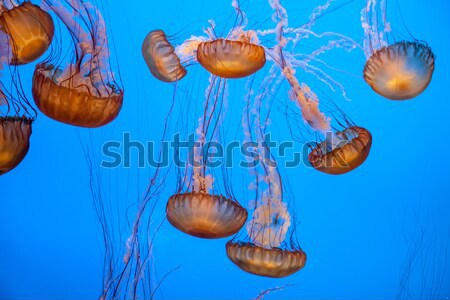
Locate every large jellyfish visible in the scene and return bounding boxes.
[361,0,435,100]
[31,0,123,128]
[0,1,54,65]
[166,75,248,238]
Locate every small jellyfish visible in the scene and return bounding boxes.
[0,2,54,65]
[0,116,32,175]
[196,39,266,78]
[308,126,372,175]
[363,42,435,100]
[166,191,248,239]
[31,0,123,128]
[142,30,187,82]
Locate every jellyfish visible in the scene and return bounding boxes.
[196,38,266,78]
[226,153,307,278]
[142,29,187,82]
[227,241,307,278]
[166,74,248,239]
[167,192,248,239]
[226,191,306,278]
[31,0,123,128]
[226,62,306,278]
[0,1,54,65]
[361,0,435,100]
[309,126,372,175]
[0,115,31,175]
[0,58,34,175]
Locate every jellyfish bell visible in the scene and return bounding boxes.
[142,30,187,83]
[363,41,435,100]
[0,116,32,175]
[226,241,306,278]
[166,191,248,239]
[32,63,123,128]
[308,126,372,175]
[0,2,54,65]
[196,39,266,78]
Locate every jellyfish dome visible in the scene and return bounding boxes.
[197,39,266,78]
[309,126,372,175]
[32,63,123,128]
[226,241,306,278]
[0,116,32,175]
[142,30,187,82]
[0,2,54,65]
[166,191,248,239]
[363,42,435,100]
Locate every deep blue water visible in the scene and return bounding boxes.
[1,0,449,299]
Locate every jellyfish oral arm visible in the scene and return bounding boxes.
[48,0,114,95]
[361,0,391,56]
[261,0,332,134]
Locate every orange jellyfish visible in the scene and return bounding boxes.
[1,60,34,175]
[0,2,54,65]
[363,42,435,100]
[361,1,435,100]
[226,181,307,277]
[142,30,187,83]
[227,241,306,278]
[0,116,31,175]
[308,126,372,175]
[194,1,266,78]
[197,39,266,78]
[227,103,307,277]
[167,191,248,239]
[31,0,123,128]
[166,71,248,239]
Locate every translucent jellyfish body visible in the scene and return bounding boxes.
[309,126,372,175]
[363,42,435,100]
[166,192,248,239]
[226,241,306,278]
[197,39,266,78]
[32,64,124,128]
[0,2,54,65]
[0,116,31,175]
[142,30,187,82]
